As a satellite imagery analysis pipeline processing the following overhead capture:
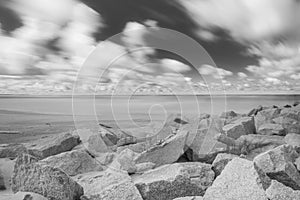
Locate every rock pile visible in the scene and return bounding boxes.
[1,102,300,199]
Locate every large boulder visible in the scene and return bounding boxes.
[123,122,174,145]
[220,110,238,119]
[0,143,27,159]
[26,133,80,159]
[255,108,281,130]
[280,105,300,121]
[40,149,103,176]
[203,158,268,200]
[86,133,110,156]
[0,158,15,191]
[11,154,83,200]
[134,130,188,167]
[0,168,5,190]
[253,145,300,190]
[110,148,138,174]
[284,133,300,147]
[74,170,143,200]
[272,116,300,134]
[216,134,285,159]
[3,192,47,200]
[266,180,300,200]
[247,105,264,116]
[132,162,214,200]
[182,117,227,163]
[212,153,238,176]
[222,117,255,139]
[257,123,286,136]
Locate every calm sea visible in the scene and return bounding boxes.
[0,95,299,122]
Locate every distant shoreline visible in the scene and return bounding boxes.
[0,93,299,98]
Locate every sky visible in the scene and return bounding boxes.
[0,0,299,94]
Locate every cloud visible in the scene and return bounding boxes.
[160,58,191,73]
[178,0,300,43]
[237,72,248,78]
[198,64,233,79]
[265,77,282,85]
[0,0,102,86]
[246,44,300,79]
[121,20,157,63]
[291,73,300,80]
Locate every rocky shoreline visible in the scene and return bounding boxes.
[0,102,300,200]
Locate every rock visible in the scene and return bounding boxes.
[280,104,300,121]
[284,133,300,147]
[255,108,281,130]
[294,102,300,107]
[266,180,300,200]
[257,123,286,136]
[0,143,27,159]
[212,153,238,176]
[3,192,47,200]
[116,136,138,147]
[95,152,116,166]
[253,145,300,190]
[272,116,300,134]
[117,142,149,154]
[132,162,214,200]
[110,148,138,173]
[203,158,268,200]
[134,130,188,167]
[26,133,80,159]
[135,162,156,173]
[86,133,110,156]
[248,105,264,116]
[216,134,285,159]
[222,117,255,139]
[11,154,83,200]
[284,104,292,108]
[40,149,103,176]
[220,111,238,119]
[173,197,203,200]
[182,117,227,163]
[0,169,5,190]
[295,157,300,171]
[0,158,15,191]
[74,171,143,200]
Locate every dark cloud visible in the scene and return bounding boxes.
[0,3,23,34]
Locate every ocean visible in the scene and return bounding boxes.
[0,94,299,120]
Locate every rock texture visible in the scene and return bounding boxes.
[75,171,143,200]
[257,123,286,136]
[253,145,300,190]
[26,133,80,159]
[284,133,300,147]
[222,117,255,139]
[3,192,47,200]
[132,162,214,200]
[0,143,27,159]
[40,149,103,176]
[173,197,203,200]
[255,108,281,130]
[134,130,188,167]
[11,154,83,200]
[86,133,110,156]
[0,169,5,190]
[110,148,138,173]
[266,180,300,200]
[203,158,268,200]
[212,153,238,176]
